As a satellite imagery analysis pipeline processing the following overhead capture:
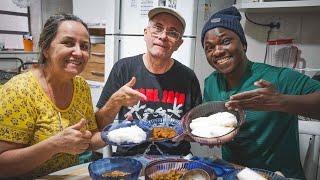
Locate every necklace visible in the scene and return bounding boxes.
[42,69,54,103]
[42,68,64,131]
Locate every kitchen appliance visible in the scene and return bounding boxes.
[104,0,198,80]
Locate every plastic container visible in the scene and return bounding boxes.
[266,39,298,68]
[23,34,33,51]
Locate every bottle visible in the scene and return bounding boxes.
[23,34,33,51]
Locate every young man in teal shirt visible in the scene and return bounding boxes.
[201,6,320,179]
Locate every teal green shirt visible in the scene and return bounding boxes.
[203,61,320,179]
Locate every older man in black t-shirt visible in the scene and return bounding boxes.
[95,6,202,156]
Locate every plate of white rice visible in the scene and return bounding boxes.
[101,120,151,147]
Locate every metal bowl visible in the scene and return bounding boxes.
[181,101,245,145]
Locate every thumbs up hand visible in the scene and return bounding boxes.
[52,119,92,155]
[110,77,147,107]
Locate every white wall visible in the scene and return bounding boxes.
[73,0,108,27]
[194,0,235,93]
[242,11,320,77]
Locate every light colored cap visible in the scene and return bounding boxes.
[148,6,186,33]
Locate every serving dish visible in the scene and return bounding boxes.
[139,118,184,142]
[101,118,184,147]
[180,101,245,145]
[144,158,216,180]
[101,120,151,147]
[88,157,142,180]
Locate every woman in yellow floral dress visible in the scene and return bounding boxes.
[0,14,105,179]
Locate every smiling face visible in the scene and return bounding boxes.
[203,28,247,75]
[43,20,90,78]
[144,13,183,59]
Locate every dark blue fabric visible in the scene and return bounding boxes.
[201,6,247,47]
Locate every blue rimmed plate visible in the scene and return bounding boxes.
[223,168,288,180]
[101,120,151,147]
[139,118,184,142]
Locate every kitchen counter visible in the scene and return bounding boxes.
[0,50,39,54]
[0,51,39,63]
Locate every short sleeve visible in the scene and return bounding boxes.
[0,76,36,144]
[277,68,320,95]
[191,72,202,108]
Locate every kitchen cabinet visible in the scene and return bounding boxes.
[235,0,320,13]
[79,43,105,82]
[73,0,106,82]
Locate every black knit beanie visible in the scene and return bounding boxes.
[201,6,247,47]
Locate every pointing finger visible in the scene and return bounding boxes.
[125,77,136,87]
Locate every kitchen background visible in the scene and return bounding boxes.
[1,0,320,179]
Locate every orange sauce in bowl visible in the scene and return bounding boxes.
[102,170,128,177]
[152,169,184,180]
[152,127,176,140]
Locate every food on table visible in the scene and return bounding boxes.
[152,127,176,140]
[236,168,267,180]
[191,125,234,138]
[107,125,147,144]
[102,170,129,177]
[190,112,237,138]
[152,169,184,180]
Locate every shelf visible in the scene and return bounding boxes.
[235,0,320,13]
[0,51,39,54]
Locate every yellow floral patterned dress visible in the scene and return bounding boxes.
[0,71,98,178]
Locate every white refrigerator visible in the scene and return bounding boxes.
[104,0,199,80]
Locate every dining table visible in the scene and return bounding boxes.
[37,162,91,180]
[36,158,288,180]
[37,162,147,180]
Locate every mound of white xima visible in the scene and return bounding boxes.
[107,125,147,144]
[190,112,237,138]
[237,168,267,180]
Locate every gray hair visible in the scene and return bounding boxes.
[38,13,90,64]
